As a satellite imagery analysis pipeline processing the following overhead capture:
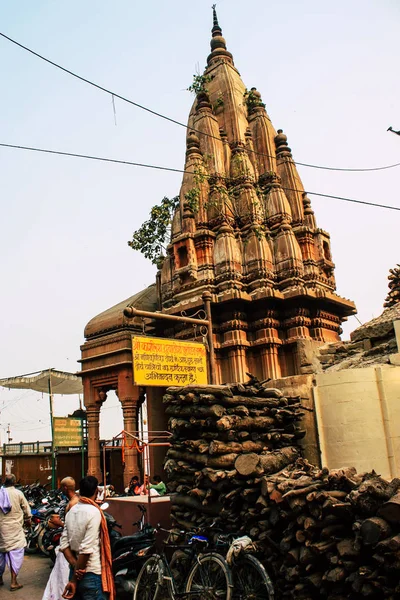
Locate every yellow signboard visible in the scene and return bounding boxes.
[53,417,83,447]
[132,336,208,387]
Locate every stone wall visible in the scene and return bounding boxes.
[314,365,400,479]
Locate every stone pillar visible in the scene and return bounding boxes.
[118,369,140,488]
[121,400,139,487]
[227,346,249,383]
[260,345,281,380]
[84,385,106,482]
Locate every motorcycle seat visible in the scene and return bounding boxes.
[112,530,154,553]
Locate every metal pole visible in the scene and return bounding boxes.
[123,307,209,326]
[80,418,85,479]
[103,444,107,489]
[48,370,56,489]
[202,292,217,384]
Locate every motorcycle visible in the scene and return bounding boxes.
[24,489,64,555]
[101,502,156,594]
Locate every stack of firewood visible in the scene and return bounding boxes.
[164,380,400,598]
[163,379,305,531]
[240,459,400,598]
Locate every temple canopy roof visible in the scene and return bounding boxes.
[84,283,157,339]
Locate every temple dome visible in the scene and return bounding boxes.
[84,283,157,339]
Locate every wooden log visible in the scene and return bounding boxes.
[236,447,300,477]
[183,440,209,454]
[259,385,284,398]
[375,533,400,552]
[336,538,359,559]
[360,517,392,545]
[378,493,400,524]
[166,384,233,397]
[320,524,347,539]
[209,440,267,455]
[165,404,225,418]
[214,395,284,408]
[167,449,237,469]
[296,530,306,543]
[171,494,221,516]
[323,567,347,583]
[281,483,323,499]
[277,475,315,493]
[216,415,275,431]
[188,488,206,500]
[198,468,237,483]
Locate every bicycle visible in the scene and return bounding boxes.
[133,526,233,600]
[214,533,274,600]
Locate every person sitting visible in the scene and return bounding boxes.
[149,475,167,497]
[128,476,143,496]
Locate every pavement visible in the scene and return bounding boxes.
[0,554,50,599]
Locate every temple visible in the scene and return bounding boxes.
[79,8,356,484]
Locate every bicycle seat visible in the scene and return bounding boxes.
[189,535,208,544]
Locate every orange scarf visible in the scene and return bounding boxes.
[79,497,115,600]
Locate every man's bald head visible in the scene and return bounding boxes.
[60,477,76,493]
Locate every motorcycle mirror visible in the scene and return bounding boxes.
[47,476,52,480]
[100,502,109,511]
[42,499,49,504]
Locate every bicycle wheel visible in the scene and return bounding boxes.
[133,554,161,600]
[185,553,233,600]
[233,554,274,600]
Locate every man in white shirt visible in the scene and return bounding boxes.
[60,476,108,600]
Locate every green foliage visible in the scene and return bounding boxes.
[184,168,209,213]
[213,94,224,111]
[187,73,214,95]
[243,88,266,112]
[184,188,200,213]
[128,196,179,265]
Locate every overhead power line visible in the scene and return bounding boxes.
[1,31,400,174]
[1,141,399,212]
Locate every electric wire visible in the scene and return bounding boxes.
[1,30,399,174]
[1,141,399,212]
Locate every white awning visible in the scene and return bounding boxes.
[0,369,83,395]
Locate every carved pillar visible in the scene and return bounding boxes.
[227,346,249,383]
[121,401,139,487]
[84,385,106,482]
[260,346,281,380]
[118,369,140,488]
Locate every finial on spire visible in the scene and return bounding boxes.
[212,5,219,28]
[207,4,233,66]
[211,4,222,37]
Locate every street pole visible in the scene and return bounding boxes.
[80,418,85,479]
[202,292,217,384]
[48,370,56,489]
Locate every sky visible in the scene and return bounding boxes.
[0,0,399,445]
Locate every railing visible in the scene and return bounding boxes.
[1,440,89,455]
